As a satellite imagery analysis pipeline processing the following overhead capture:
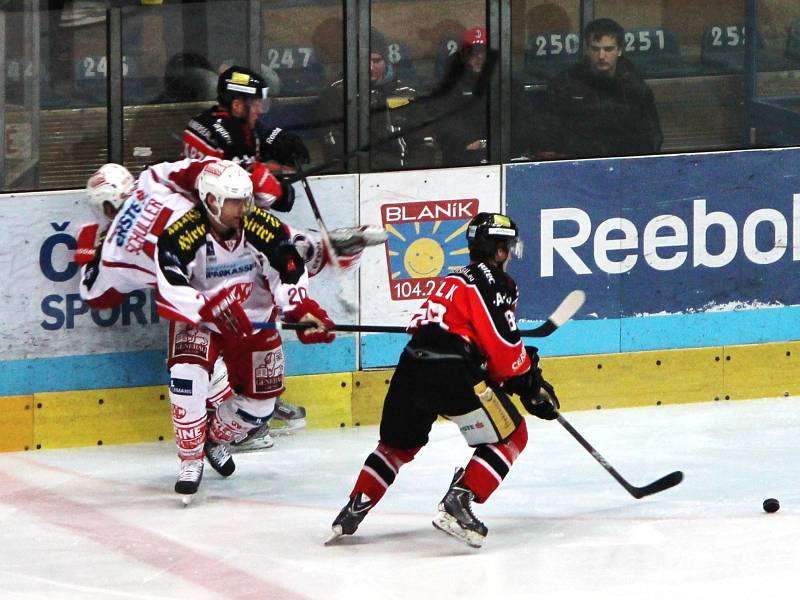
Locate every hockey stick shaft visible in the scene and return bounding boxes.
[254,289,584,337]
[254,321,563,336]
[293,159,342,269]
[555,413,683,499]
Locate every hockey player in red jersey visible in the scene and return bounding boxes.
[182,65,308,172]
[328,212,560,547]
[155,160,336,502]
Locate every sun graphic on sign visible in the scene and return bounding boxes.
[385,220,471,280]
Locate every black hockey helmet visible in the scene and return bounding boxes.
[217,66,269,108]
[466,212,524,260]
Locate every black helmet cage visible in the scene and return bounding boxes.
[466,212,524,260]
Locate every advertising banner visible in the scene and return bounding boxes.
[359,166,502,367]
[0,174,360,394]
[505,148,800,354]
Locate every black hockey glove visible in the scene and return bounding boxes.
[522,376,559,421]
[259,127,310,166]
[505,346,560,420]
[270,177,296,212]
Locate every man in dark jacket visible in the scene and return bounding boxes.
[319,29,435,171]
[532,18,662,159]
[435,26,490,167]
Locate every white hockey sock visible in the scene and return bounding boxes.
[169,362,211,460]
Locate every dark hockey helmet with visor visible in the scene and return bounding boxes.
[466,212,524,260]
[217,66,270,112]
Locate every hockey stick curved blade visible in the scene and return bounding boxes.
[628,470,684,499]
[556,413,683,499]
[520,290,585,338]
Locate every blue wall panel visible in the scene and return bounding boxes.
[506,148,800,354]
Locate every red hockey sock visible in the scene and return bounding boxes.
[463,420,528,503]
[351,441,420,504]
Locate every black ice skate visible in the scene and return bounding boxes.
[325,493,373,545]
[204,439,235,476]
[432,467,488,548]
[175,459,204,505]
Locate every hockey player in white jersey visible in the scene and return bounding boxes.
[76,161,386,450]
[155,160,336,501]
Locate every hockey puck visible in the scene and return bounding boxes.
[763,498,780,513]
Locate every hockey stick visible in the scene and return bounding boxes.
[283,49,499,183]
[556,412,684,499]
[292,158,343,269]
[253,289,585,337]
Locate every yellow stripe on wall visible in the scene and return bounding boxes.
[33,386,172,450]
[0,395,34,452]
[2,341,799,453]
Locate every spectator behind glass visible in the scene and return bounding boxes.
[154,52,217,103]
[531,18,662,160]
[318,29,436,171]
[433,26,490,167]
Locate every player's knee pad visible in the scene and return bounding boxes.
[505,418,528,457]
[169,363,209,417]
[377,441,420,466]
[210,395,276,443]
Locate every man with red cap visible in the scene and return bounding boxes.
[434,26,490,167]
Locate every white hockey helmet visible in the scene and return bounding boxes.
[86,163,135,223]
[197,160,253,224]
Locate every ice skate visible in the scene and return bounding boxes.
[272,398,307,433]
[329,225,388,256]
[175,459,204,505]
[432,468,487,548]
[325,492,373,545]
[204,439,235,476]
[231,421,275,453]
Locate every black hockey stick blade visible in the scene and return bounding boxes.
[627,470,684,499]
[556,413,683,500]
[520,290,584,338]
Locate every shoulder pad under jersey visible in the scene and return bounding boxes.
[161,208,207,260]
[242,206,287,250]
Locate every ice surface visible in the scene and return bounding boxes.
[1,398,799,599]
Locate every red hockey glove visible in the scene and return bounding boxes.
[74,223,101,265]
[251,161,283,210]
[199,288,254,338]
[283,298,336,344]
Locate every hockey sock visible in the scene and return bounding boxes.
[463,419,528,503]
[351,441,420,505]
[169,363,211,460]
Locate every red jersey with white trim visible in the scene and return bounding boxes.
[155,205,310,332]
[78,158,216,308]
[408,261,531,383]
